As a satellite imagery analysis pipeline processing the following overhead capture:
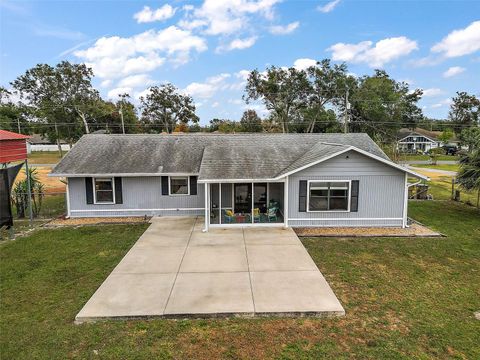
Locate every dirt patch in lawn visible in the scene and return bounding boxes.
[294,223,441,237]
[46,217,151,227]
[15,166,65,193]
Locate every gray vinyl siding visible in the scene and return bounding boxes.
[68,177,204,218]
[287,150,405,227]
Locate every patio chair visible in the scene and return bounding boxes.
[223,209,236,223]
[267,206,278,222]
[253,208,261,223]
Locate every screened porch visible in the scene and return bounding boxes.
[208,182,285,226]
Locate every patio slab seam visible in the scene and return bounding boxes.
[242,227,256,313]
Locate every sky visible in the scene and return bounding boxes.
[0,0,479,125]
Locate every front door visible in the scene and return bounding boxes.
[234,183,252,214]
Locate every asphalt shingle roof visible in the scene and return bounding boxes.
[50,133,389,180]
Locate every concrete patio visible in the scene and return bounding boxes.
[75,217,345,323]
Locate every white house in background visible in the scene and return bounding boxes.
[397,128,450,153]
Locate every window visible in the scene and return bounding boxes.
[94,178,115,204]
[169,176,189,195]
[308,181,349,211]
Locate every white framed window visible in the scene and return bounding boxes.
[307,180,350,212]
[94,177,115,204]
[169,176,190,195]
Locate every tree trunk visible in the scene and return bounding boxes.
[76,108,90,134]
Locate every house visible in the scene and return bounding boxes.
[27,134,70,153]
[397,127,459,153]
[49,133,428,230]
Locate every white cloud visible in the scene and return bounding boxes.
[431,98,452,108]
[74,26,207,79]
[269,21,299,35]
[211,101,220,108]
[107,87,133,99]
[328,36,418,67]
[443,66,465,78]
[134,5,176,23]
[117,74,155,88]
[293,58,317,70]
[421,88,443,97]
[178,0,281,36]
[235,69,251,81]
[217,36,258,52]
[184,73,231,98]
[317,0,341,13]
[432,21,480,58]
[100,79,112,88]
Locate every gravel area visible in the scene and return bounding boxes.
[46,217,150,227]
[294,223,441,237]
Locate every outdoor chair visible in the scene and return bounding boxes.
[223,209,236,223]
[267,206,278,222]
[253,208,261,223]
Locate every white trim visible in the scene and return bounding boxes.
[306,180,351,213]
[284,176,289,228]
[71,207,204,213]
[210,223,283,228]
[288,217,403,221]
[204,184,209,231]
[93,177,115,205]
[397,133,437,144]
[274,146,429,181]
[402,172,408,228]
[168,176,190,196]
[49,172,198,178]
[66,178,71,218]
[199,178,285,184]
[219,183,222,225]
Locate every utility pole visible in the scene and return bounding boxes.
[119,103,125,134]
[344,88,350,134]
[55,122,63,157]
[17,118,21,133]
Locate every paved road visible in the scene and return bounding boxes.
[409,166,457,177]
[399,160,458,165]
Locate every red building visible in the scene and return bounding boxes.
[0,130,31,164]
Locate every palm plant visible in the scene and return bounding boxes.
[11,168,45,218]
[457,149,480,207]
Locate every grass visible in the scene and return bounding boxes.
[412,164,459,172]
[27,151,67,164]
[1,202,479,359]
[397,154,459,162]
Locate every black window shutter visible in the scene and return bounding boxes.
[350,180,359,212]
[114,177,123,204]
[161,176,169,195]
[85,177,94,204]
[299,180,307,212]
[190,176,197,195]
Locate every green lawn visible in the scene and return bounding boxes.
[1,202,479,359]
[398,154,459,162]
[27,151,67,164]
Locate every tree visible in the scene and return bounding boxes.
[457,149,480,207]
[140,84,199,133]
[239,109,262,132]
[304,59,355,133]
[459,127,480,152]
[244,66,310,133]
[349,70,423,140]
[438,128,454,144]
[95,94,139,134]
[448,92,480,134]
[0,87,33,134]
[11,61,100,149]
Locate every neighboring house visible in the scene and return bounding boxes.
[27,134,70,153]
[49,133,427,229]
[397,128,459,153]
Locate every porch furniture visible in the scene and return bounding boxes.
[224,209,235,223]
[253,208,261,223]
[267,206,278,222]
